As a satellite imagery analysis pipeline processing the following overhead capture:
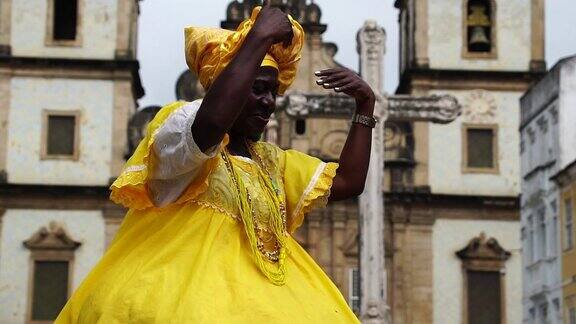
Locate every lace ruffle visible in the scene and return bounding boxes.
[109,101,223,210]
[288,162,338,233]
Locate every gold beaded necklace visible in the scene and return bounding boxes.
[220,141,288,285]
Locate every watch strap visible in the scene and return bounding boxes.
[352,113,377,128]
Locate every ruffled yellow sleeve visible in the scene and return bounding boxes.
[109,101,227,210]
[282,149,339,233]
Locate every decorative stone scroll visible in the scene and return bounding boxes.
[23,222,81,251]
[279,93,461,124]
[387,94,462,124]
[456,232,511,270]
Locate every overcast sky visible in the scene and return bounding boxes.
[137,0,576,107]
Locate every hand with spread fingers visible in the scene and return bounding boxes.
[315,67,375,105]
[311,67,376,201]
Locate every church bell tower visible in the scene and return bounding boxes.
[390,1,546,323]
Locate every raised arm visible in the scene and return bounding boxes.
[192,3,293,153]
[315,68,376,201]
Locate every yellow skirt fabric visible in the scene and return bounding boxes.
[56,101,359,323]
[56,203,359,323]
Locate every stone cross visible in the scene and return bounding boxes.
[356,20,460,324]
[279,20,460,324]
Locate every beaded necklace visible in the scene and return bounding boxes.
[220,141,288,285]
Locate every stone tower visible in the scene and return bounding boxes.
[0,0,143,322]
[390,0,545,323]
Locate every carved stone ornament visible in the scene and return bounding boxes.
[320,130,348,159]
[388,94,462,124]
[278,93,356,118]
[463,89,497,123]
[342,233,359,258]
[357,20,386,94]
[23,222,81,251]
[279,93,461,125]
[456,232,511,262]
[264,113,279,144]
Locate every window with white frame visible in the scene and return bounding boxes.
[550,216,558,257]
[529,307,535,323]
[348,268,360,314]
[540,302,548,323]
[528,215,534,263]
[565,198,574,251]
[537,211,547,260]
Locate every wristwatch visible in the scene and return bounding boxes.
[351,113,377,128]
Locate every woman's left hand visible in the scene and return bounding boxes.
[315,67,375,104]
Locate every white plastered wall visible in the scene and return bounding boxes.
[428,89,521,196]
[433,219,522,324]
[6,77,114,186]
[427,0,531,71]
[559,61,576,169]
[0,210,105,324]
[10,0,117,59]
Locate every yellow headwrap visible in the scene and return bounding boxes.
[185,6,304,95]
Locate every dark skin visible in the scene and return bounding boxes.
[192,2,375,201]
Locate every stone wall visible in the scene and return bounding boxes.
[10,0,118,59]
[6,77,115,186]
[432,219,522,324]
[428,89,522,196]
[427,0,531,71]
[0,209,105,323]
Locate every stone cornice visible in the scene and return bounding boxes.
[0,56,144,99]
[385,191,519,223]
[550,159,576,188]
[397,68,544,94]
[0,184,126,216]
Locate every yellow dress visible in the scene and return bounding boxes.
[56,102,359,323]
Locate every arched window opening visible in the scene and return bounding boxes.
[295,119,306,135]
[466,0,493,53]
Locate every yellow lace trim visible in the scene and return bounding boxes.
[110,102,186,210]
[288,162,338,233]
[191,199,240,221]
[109,101,228,210]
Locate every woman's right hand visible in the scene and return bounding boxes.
[252,1,294,47]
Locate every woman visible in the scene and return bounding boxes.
[57,3,376,323]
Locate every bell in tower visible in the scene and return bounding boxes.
[467,0,492,53]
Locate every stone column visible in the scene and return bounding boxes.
[0,208,5,250]
[0,0,12,54]
[111,80,135,178]
[306,211,322,260]
[0,71,10,180]
[115,0,136,59]
[357,21,390,324]
[331,204,348,290]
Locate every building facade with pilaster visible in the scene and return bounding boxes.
[393,0,544,323]
[521,55,576,324]
[0,0,143,322]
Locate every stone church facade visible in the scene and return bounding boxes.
[390,1,544,323]
[0,0,548,323]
